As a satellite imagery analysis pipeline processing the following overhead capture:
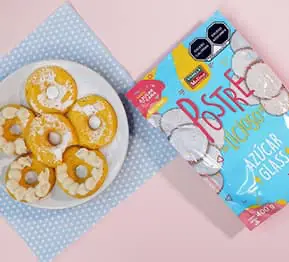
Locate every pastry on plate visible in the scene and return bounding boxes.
[25,66,78,114]
[0,105,34,156]
[25,113,78,168]
[67,95,117,149]
[5,154,55,203]
[56,146,108,198]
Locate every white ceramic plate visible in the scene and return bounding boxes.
[0,60,129,209]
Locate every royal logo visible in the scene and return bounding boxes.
[184,66,209,90]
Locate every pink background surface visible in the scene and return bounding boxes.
[1,0,289,261]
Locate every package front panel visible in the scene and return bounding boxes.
[126,11,289,230]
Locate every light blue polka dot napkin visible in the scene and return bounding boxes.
[0,3,177,262]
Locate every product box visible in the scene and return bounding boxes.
[126,11,289,230]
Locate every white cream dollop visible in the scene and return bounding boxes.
[2,142,15,155]
[68,182,79,196]
[6,180,20,193]
[15,138,28,155]
[77,183,88,196]
[2,107,17,119]
[8,169,22,182]
[62,177,74,190]
[24,188,39,203]
[14,187,27,201]
[17,156,32,168]
[38,168,50,183]
[85,177,97,191]
[91,168,102,181]
[35,182,50,198]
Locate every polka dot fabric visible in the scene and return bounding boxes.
[0,4,177,262]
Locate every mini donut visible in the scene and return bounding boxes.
[25,66,78,114]
[0,105,34,156]
[5,154,55,203]
[56,146,108,198]
[25,113,78,168]
[67,95,117,149]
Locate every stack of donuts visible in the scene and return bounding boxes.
[3,66,117,203]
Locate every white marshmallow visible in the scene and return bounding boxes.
[48,132,62,146]
[88,115,101,130]
[46,86,60,99]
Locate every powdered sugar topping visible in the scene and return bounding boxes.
[73,102,105,116]
[31,67,74,111]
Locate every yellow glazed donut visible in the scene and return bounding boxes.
[67,95,117,149]
[56,146,108,198]
[5,154,55,203]
[0,104,34,156]
[25,66,78,114]
[25,113,78,168]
